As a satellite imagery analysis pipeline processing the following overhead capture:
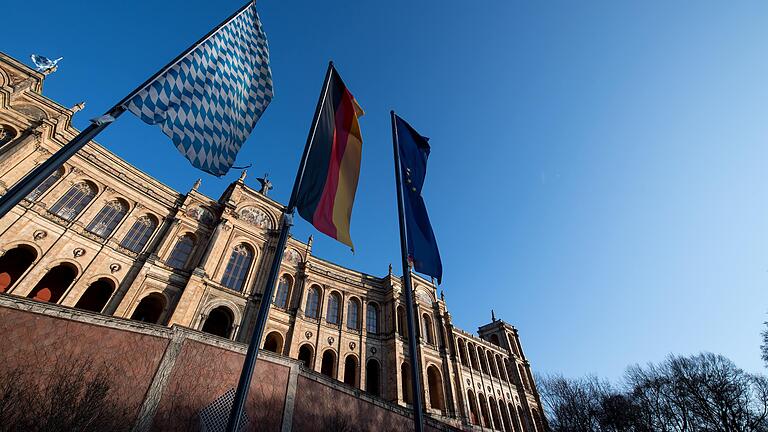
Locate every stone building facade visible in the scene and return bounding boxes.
[0,52,546,431]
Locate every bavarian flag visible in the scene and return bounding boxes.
[295,65,364,249]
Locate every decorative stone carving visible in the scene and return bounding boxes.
[110,263,121,273]
[186,206,214,225]
[487,386,491,393]
[327,337,334,345]
[13,104,48,121]
[349,342,356,350]
[73,248,85,258]
[416,289,432,305]
[477,382,482,389]
[0,124,17,146]
[370,347,377,355]
[285,248,301,265]
[70,102,85,113]
[32,230,47,241]
[466,379,471,386]
[239,207,270,229]
[305,331,312,340]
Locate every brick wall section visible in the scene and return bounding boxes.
[152,339,289,432]
[0,299,168,424]
[0,294,463,431]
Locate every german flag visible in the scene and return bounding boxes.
[295,65,364,249]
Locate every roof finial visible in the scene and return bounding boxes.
[192,178,201,191]
[239,169,248,182]
[491,309,496,322]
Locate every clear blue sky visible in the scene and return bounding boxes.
[4,0,768,380]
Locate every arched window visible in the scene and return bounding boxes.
[489,397,502,430]
[343,355,358,387]
[297,344,314,369]
[346,298,360,330]
[457,338,469,367]
[497,355,508,381]
[518,406,531,432]
[518,364,530,390]
[500,402,513,432]
[366,359,381,396]
[273,275,292,308]
[467,390,480,425]
[120,215,158,252]
[167,234,196,269]
[397,305,407,339]
[490,334,501,346]
[366,303,379,334]
[422,314,434,345]
[263,331,284,354]
[510,402,522,432]
[468,343,480,371]
[321,350,336,379]
[86,199,128,238]
[326,292,341,325]
[201,306,234,338]
[427,365,445,412]
[478,349,489,374]
[401,362,412,404]
[489,351,499,378]
[74,278,114,313]
[50,181,96,220]
[0,245,37,293]
[26,167,64,201]
[27,263,77,303]
[305,286,321,318]
[130,293,166,324]
[478,394,491,428]
[220,244,254,292]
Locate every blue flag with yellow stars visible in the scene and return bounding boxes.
[394,114,443,284]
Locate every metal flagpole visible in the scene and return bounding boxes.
[0,0,256,221]
[224,61,334,432]
[390,110,426,432]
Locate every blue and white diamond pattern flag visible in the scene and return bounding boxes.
[124,3,273,176]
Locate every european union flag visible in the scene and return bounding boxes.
[394,114,443,284]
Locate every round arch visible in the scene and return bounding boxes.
[27,262,78,303]
[130,292,167,324]
[365,358,381,396]
[320,349,337,379]
[263,331,284,354]
[400,362,413,404]
[343,354,359,387]
[74,277,115,313]
[467,390,480,425]
[426,364,445,412]
[0,244,38,293]
[201,306,235,338]
[297,344,314,369]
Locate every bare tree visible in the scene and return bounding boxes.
[540,353,768,432]
[0,353,133,432]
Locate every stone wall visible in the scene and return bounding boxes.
[0,294,461,431]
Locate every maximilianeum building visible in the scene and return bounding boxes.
[0,52,546,432]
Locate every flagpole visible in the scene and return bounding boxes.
[390,110,426,432]
[0,0,256,221]
[224,61,334,432]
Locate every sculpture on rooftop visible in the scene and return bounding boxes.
[30,54,63,74]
